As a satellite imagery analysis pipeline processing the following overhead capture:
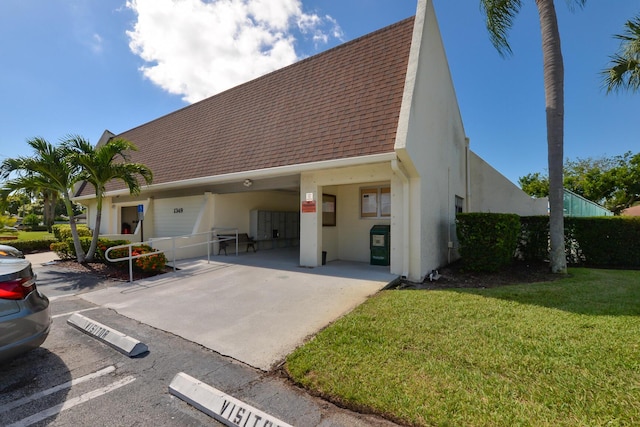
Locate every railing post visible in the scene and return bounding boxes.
[207,230,211,263]
[128,245,133,283]
[172,238,176,272]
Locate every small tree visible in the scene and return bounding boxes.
[1,138,86,262]
[65,136,153,262]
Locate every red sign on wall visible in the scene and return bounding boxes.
[301,201,316,213]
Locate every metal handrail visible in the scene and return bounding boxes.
[105,228,239,282]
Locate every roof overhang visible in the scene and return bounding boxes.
[72,152,398,201]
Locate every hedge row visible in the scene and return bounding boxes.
[458,213,640,271]
[456,213,520,272]
[51,224,92,241]
[7,239,57,254]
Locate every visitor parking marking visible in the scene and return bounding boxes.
[67,313,148,357]
[169,372,293,427]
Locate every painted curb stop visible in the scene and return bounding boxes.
[67,313,148,357]
[169,372,292,427]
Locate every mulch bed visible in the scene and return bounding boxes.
[49,259,170,282]
[397,260,561,290]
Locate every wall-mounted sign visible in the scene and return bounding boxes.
[301,201,316,213]
[173,208,184,214]
[306,192,314,202]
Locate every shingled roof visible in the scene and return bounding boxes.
[86,16,414,196]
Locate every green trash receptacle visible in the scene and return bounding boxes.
[370,225,390,266]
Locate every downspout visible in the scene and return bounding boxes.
[465,137,471,212]
[391,159,410,278]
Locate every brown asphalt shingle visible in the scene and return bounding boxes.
[86,17,414,196]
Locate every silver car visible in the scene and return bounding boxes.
[0,247,51,362]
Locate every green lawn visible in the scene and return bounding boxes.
[286,269,640,426]
[16,231,55,241]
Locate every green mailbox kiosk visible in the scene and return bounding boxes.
[370,225,391,266]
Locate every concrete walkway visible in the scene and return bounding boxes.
[79,248,398,371]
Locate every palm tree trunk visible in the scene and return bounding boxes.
[63,192,85,263]
[85,195,102,262]
[536,0,567,273]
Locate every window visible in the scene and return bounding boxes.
[361,186,391,218]
[455,196,464,214]
[322,194,336,226]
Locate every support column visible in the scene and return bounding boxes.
[299,174,322,267]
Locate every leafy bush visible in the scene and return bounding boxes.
[106,243,167,274]
[50,241,75,260]
[8,239,56,254]
[456,213,520,272]
[570,217,640,267]
[22,213,41,229]
[52,224,92,241]
[518,216,549,262]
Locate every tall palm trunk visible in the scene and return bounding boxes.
[63,191,85,263]
[536,0,567,273]
[85,191,103,262]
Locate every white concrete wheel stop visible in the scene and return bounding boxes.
[169,372,292,427]
[67,313,148,357]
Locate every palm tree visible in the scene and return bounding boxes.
[602,15,640,93]
[0,138,86,262]
[480,0,586,273]
[65,136,153,262]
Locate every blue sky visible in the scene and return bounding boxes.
[0,0,638,186]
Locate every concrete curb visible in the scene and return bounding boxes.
[67,313,148,357]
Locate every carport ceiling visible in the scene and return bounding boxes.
[208,174,300,194]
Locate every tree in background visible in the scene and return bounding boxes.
[518,151,640,214]
[64,136,153,262]
[0,138,86,262]
[480,0,586,273]
[602,15,640,93]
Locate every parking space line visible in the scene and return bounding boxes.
[6,375,136,427]
[0,366,116,414]
[52,307,100,319]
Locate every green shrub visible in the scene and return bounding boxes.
[456,213,520,272]
[518,216,549,262]
[22,213,41,229]
[106,243,167,274]
[52,224,92,241]
[569,217,640,267]
[50,241,75,260]
[8,239,57,254]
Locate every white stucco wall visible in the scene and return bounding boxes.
[212,191,299,233]
[469,151,548,216]
[393,0,468,280]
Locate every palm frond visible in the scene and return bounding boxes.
[602,15,640,94]
[480,0,523,57]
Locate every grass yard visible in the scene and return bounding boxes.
[16,231,55,241]
[286,269,640,426]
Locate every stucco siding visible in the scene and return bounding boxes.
[469,151,548,216]
[394,0,468,280]
[212,191,299,234]
[153,195,204,237]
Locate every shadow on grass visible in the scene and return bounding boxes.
[448,268,640,316]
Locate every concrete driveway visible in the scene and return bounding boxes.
[79,248,398,370]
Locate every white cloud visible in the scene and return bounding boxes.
[89,33,104,54]
[125,0,343,103]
